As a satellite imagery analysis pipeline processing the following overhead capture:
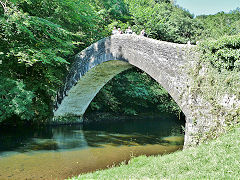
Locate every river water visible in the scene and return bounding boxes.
[0,115,185,179]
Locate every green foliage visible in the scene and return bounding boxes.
[123,0,202,43]
[199,34,240,71]
[88,68,181,116]
[165,7,203,43]
[91,0,129,21]
[89,0,131,36]
[0,78,34,122]
[0,2,83,123]
[196,9,240,40]
[0,9,77,65]
[13,0,108,46]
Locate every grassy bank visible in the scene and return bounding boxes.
[70,126,240,179]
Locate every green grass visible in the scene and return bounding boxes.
[70,127,240,179]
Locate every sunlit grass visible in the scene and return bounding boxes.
[70,126,240,179]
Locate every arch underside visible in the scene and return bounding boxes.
[54,61,133,117]
[54,60,186,119]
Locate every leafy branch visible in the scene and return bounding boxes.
[0,0,8,14]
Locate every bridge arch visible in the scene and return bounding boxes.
[54,34,207,147]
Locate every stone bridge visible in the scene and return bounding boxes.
[53,34,222,147]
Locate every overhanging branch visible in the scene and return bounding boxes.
[0,0,8,14]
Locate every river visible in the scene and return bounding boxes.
[0,114,185,179]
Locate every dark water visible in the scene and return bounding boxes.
[0,115,185,179]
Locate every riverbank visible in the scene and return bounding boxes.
[70,126,240,179]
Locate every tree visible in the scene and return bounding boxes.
[196,9,240,40]
[0,1,82,122]
[123,0,202,43]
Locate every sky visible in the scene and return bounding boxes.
[175,0,240,16]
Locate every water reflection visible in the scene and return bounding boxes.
[0,115,184,154]
[0,114,185,179]
[0,115,184,155]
